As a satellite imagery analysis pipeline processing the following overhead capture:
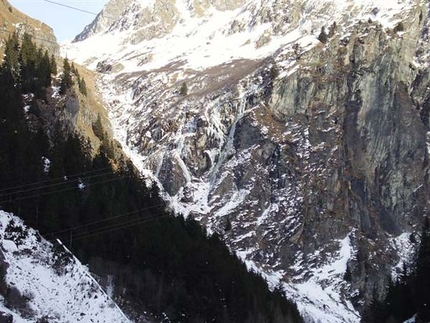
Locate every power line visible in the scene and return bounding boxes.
[0,167,112,194]
[42,0,115,21]
[2,1,115,46]
[43,0,102,17]
[0,29,58,45]
[69,213,171,242]
[65,212,168,241]
[0,175,127,204]
[44,203,165,237]
[0,170,116,198]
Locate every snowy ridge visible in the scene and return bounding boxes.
[0,210,131,323]
[65,0,415,72]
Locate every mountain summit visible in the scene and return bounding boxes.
[67,0,429,321]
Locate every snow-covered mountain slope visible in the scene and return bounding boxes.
[0,210,131,323]
[65,0,430,322]
[65,0,412,71]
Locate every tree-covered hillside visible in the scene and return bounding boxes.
[0,33,303,323]
[362,217,430,323]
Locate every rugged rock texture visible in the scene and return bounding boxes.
[74,0,248,43]
[0,1,121,156]
[69,0,430,321]
[0,0,59,55]
[267,11,429,296]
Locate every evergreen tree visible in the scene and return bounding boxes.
[415,217,430,322]
[50,54,57,75]
[41,50,52,88]
[78,77,87,96]
[15,33,52,97]
[71,62,78,76]
[384,271,414,322]
[60,58,73,94]
[20,33,38,93]
[20,33,37,68]
[362,288,388,323]
[2,32,20,81]
[362,217,430,323]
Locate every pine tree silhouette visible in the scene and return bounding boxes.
[415,217,430,322]
[60,58,73,94]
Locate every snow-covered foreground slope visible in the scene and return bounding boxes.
[0,210,131,323]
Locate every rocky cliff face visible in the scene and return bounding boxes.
[0,0,117,154]
[68,0,430,321]
[0,0,59,55]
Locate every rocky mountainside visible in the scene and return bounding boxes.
[0,0,58,55]
[0,0,123,156]
[67,0,430,321]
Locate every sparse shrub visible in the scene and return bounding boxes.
[318,26,328,44]
[4,221,27,246]
[343,264,352,281]
[180,82,188,96]
[224,217,232,231]
[270,64,279,80]
[328,21,337,38]
[393,22,405,33]
[5,286,30,314]
[0,267,4,282]
[92,115,104,140]
[36,316,50,323]
[52,242,73,275]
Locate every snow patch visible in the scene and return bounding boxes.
[391,232,415,279]
[42,157,51,174]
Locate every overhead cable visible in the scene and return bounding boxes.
[0,167,113,195]
[68,214,171,242]
[0,171,117,198]
[43,0,101,17]
[0,175,127,204]
[44,203,166,237]
[0,29,58,45]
